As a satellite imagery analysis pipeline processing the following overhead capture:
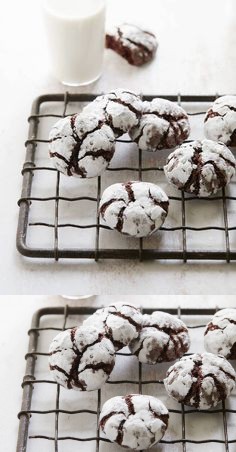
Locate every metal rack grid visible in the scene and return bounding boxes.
[17,306,236,452]
[16,93,236,262]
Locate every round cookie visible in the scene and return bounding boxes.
[164,139,236,197]
[49,325,115,391]
[83,89,143,138]
[99,394,169,450]
[83,303,143,351]
[105,23,158,66]
[204,308,236,359]
[99,181,169,238]
[49,111,115,178]
[129,311,190,364]
[164,352,236,410]
[129,98,190,151]
[204,95,236,146]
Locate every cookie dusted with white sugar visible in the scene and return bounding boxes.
[49,325,115,391]
[83,303,143,351]
[49,111,115,178]
[99,394,169,450]
[99,181,169,238]
[204,95,236,146]
[164,139,236,197]
[83,89,143,138]
[129,98,190,151]
[106,24,158,66]
[129,311,190,364]
[164,352,236,410]
[204,309,236,359]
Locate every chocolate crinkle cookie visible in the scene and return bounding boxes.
[164,352,236,410]
[49,325,115,391]
[129,98,190,151]
[204,95,236,146]
[83,89,143,138]
[204,309,236,359]
[106,23,158,66]
[83,303,143,351]
[49,111,115,178]
[164,139,236,197]
[99,394,169,450]
[99,181,169,238]
[129,311,190,364]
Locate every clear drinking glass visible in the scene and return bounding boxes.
[42,0,106,86]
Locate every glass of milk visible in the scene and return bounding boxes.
[42,0,106,86]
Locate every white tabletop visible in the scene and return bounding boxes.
[2,295,236,452]
[1,0,236,294]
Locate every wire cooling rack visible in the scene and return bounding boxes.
[16,93,236,262]
[17,306,236,452]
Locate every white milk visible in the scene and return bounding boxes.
[43,0,106,86]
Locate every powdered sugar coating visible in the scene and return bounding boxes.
[83,303,143,351]
[164,139,236,197]
[83,89,143,137]
[129,311,190,364]
[49,325,115,391]
[100,394,169,450]
[204,95,236,146]
[99,181,169,238]
[106,23,158,66]
[129,98,190,151]
[164,352,236,409]
[49,111,115,178]
[204,309,236,359]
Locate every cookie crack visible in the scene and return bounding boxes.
[77,361,114,375]
[105,327,125,350]
[100,411,125,431]
[49,364,70,379]
[203,373,227,400]
[67,115,105,177]
[183,146,203,194]
[224,105,236,113]
[116,206,126,232]
[108,88,141,118]
[225,318,236,325]
[116,419,126,445]
[144,110,187,123]
[204,322,221,334]
[100,198,126,219]
[67,328,105,390]
[50,136,62,142]
[144,323,187,336]
[148,402,168,425]
[124,394,135,415]
[132,337,147,356]
[49,151,70,167]
[218,367,235,381]
[218,154,236,169]
[123,181,135,202]
[124,35,153,57]
[110,97,141,118]
[204,109,222,121]
[148,189,168,213]
[78,147,114,163]
[183,359,202,407]
[204,160,226,188]
[112,311,142,332]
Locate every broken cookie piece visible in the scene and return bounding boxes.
[106,23,158,66]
